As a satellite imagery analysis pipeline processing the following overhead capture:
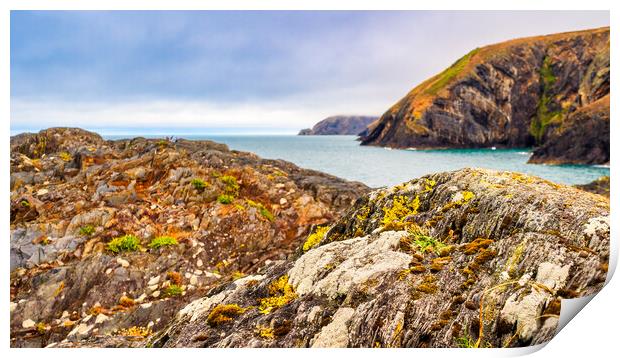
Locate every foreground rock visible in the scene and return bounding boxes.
[298,116,378,136]
[150,168,609,348]
[575,176,610,197]
[10,127,369,347]
[360,27,609,165]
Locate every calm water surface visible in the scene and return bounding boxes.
[105,135,609,188]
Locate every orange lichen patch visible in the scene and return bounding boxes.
[167,271,183,285]
[206,304,246,326]
[119,296,135,308]
[430,257,452,272]
[416,275,438,294]
[462,238,494,255]
[473,249,497,266]
[116,326,152,338]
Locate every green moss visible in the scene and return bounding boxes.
[424,48,480,96]
[246,199,275,221]
[207,304,246,326]
[107,235,141,253]
[456,334,476,348]
[79,225,95,236]
[404,226,446,255]
[217,194,235,204]
[303,225,330,252]
[148,236,178,249]
[381,195,420,230]
[530,56,562,144]
[20,200,30,208]
[191,178,208,191]
[164,284,184,297]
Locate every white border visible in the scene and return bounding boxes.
[2,1,616,357]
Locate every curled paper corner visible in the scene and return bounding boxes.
[556,294,596,334]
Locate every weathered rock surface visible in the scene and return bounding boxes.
[360,27,609,165]
[575,176,610,197]
[299,116,378,136]
[149,168,609,348]
[10,127,369,347]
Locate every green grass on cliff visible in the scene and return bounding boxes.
[530,56,562,143]
[424,48,480,96]
[107,234,141,253]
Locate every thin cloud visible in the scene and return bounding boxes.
[11,10,609,133]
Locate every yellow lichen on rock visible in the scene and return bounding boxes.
[258,275,298,314]
[303,226,330,252]
[381,195,420,230]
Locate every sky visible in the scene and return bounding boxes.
[10,10,609,134]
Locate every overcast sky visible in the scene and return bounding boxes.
[10,10,609,134]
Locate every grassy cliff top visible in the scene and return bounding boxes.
[390,27,610,119]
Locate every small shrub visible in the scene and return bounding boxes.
[303,226,330,252]
[218,194,234,204]
[164,284,184,297]
[107,235,141,254]
[79,225,95,236]
[191,178,208,191]
[220,175,240,194]
[207,304,246,326]
[148,236,178,249]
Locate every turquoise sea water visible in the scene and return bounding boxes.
[105,135,609,188]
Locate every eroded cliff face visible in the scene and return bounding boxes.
[10,128,369,347]
[529,95,609,165]
[360,27,609,164]
[147,168,608,348]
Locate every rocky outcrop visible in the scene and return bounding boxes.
[10,127,369,347]
[299,116,378,135]
[575,176,610,197]
[150,168,609,348]
[360,27,610,165]
[529,95,609,164]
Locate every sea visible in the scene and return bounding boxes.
[104,135,609,188]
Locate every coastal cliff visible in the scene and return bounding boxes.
[298,116,378,135]
[10,128,369,347]
[360,27,609,165]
